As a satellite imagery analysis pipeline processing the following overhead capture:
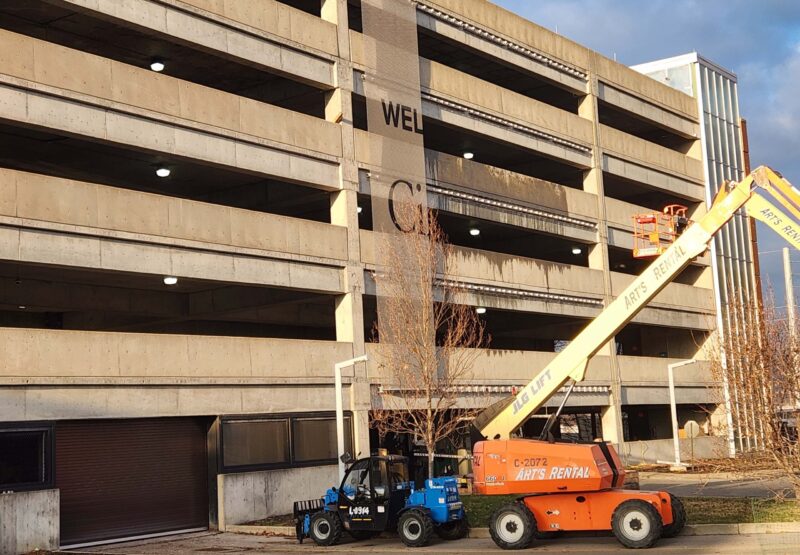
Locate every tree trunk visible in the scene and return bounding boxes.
[428,452,434,480]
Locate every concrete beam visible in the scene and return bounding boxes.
[0,168,348,261]
[0,225,344,294]
[597,82,699,139]
[600,125,704,183]
[0,327,353,381]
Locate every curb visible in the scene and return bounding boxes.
[226,522,800,538]
[226,524,295,536]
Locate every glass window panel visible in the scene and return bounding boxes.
[223,419,289,467]
[0,430,47,488]
[292,417,353,463]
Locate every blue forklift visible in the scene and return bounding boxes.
[294,454,468,547]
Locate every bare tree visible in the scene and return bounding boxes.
[370,206,489,479]
[709,294,800,496]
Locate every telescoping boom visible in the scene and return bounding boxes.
[472,166,800,442]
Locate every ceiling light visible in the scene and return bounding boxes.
[571,247,582,255]
[163,276,178,285]
[469,228,481,236]
[357,206,363,214]
[463,151,474,160]
[17,305,26,310]
[155,167,171,178]
[150,60,165,72]
[475,307,487,314]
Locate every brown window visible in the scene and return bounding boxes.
[222,419,289,468]
[292,416,352,463]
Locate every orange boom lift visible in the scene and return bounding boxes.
[470,167,800,549]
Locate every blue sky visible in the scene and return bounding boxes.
[494,0,800,306]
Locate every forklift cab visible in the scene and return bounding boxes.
[336,455,411,532]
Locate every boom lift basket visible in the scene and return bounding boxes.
[632,204,689,259]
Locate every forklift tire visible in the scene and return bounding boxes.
[660,494,686,538]
[435,515,469,540]
[398,509,434,547]
[611,499,663,549]
[489,502,536,550]
[349,530,379,541]
[309,511,343,546]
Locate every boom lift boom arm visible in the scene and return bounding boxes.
[472,166,800,441]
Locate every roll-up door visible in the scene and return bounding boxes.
[56,417,209,546]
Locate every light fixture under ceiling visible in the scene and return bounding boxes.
[357,206,363,214]
[155,167,171,178]
[571,247,582,255]
[463,151,474,160]
[150,60,165,72]
[17,305,26,310]
[163,276,178,285]
[475,307,487,314]
[469,228,481,237]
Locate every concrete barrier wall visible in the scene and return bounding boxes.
[601,125,703,182]
[621,436,725,464]
[0,489,59,554]
[0,29,341,159]
[420,59,593,145]
[360,230,605,298]
[0,168,348,261]
[218,465,338,528]
[0,329,353,381]
[420,0,697,119]
[423,149,598,222]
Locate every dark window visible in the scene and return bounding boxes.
[222,419,289,468]
[220,412,353,472]
[0,425,54,491]
[292,416,353,463]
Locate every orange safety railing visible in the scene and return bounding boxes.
[632,204,689,259]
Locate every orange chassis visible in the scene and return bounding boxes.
[473,439,674,533]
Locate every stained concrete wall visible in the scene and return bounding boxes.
[621,436,725,464]
[422,0,698,118]
[218,465,338,529]
[0,489,59,554]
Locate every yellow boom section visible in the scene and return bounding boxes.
[474,166,795,440]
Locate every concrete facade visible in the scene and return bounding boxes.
[0,0,729,547]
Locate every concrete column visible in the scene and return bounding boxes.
[601,401,623,445]
[581,71,626,454]
[325,0,371,455]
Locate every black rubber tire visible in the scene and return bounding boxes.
[661,494,686,538]
[435,515,469,540]
[308,511,343,546]
[489,502,536,550]
[398,509,434,547]
[611,499,663,549]
[349,529,379,541]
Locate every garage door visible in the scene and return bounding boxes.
[56,418,209,546]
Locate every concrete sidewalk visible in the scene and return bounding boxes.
[69,530,800,554]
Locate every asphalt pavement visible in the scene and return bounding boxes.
[71,530,800,554]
